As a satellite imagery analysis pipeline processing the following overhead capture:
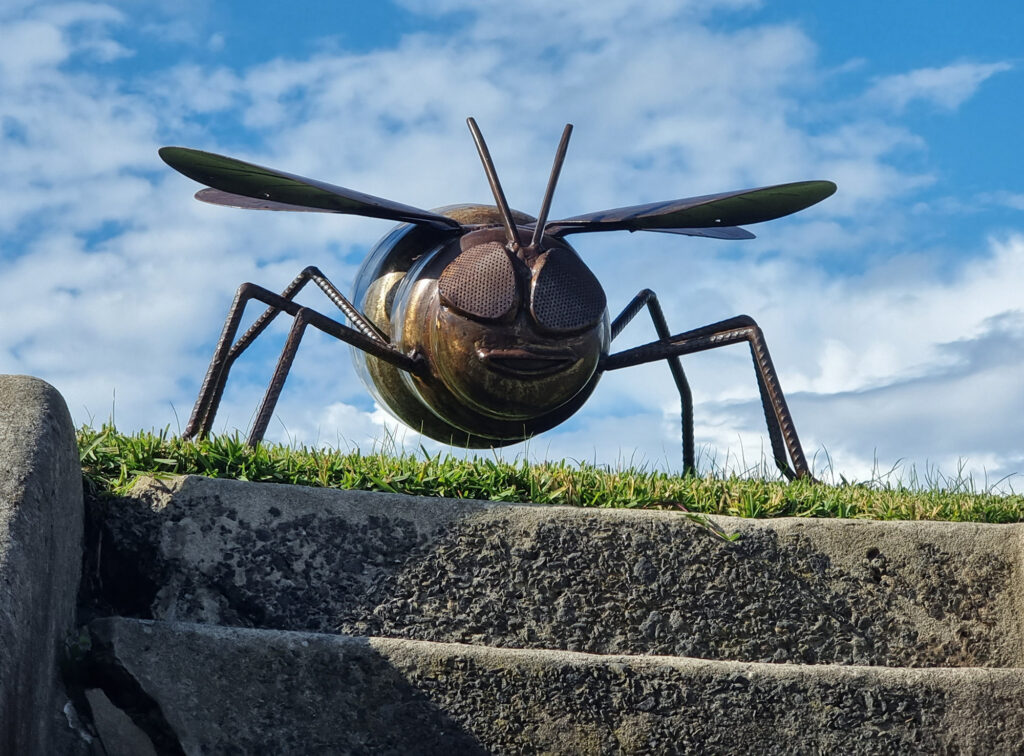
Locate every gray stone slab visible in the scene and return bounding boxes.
[84,616,1024,755]
[84,689,157,756]
[0,375,84,754]
[90,475,1024,667]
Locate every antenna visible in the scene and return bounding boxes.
[530,123,573,250]
[466,117,520,252]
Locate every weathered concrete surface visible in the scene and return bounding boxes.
[83,689,158,756]
[84,616,1024,755]
[89,475,1024,668]
[0,375,84,755]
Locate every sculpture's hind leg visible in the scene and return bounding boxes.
[603,313,811,480]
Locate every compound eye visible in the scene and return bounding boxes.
[438,241,519,321]
[530,249,606,333]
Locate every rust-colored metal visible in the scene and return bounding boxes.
[530,123,573,252]
[161,120,836,479]
[466,117,521,253]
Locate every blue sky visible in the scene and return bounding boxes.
[2,0,1023,486]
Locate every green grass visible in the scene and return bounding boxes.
[78,425,1024,523]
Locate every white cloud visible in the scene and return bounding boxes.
[0,3,130,79]
[0,20,69,80]
[980,191,1024,212]
[35,2,125,26]
[865,61,1012,111]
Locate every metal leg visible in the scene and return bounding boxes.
[184,271,419,444]
[610,290,695,475]
[184,283,261,441]
[602,314,811,480]
[246,306,358,446]
[247,311,310,447]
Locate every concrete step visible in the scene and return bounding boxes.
[81,616,1024,755]
[80,476,1024,753]
[88,475,1024,668]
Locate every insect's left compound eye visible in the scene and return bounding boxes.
[438,241,519,321]
[530,249,606,333]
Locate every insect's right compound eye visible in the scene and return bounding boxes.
[530,248,606,333]
[437,241,519,321]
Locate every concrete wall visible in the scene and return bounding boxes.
[0,376,84,754]
[94,475,1024,668]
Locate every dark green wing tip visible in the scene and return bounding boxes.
[797,179,838,202]
[756,179,837,218]
[158,146,244,177]
[158,146,221,179]
[158,145,200,167]
[158,146,179,167]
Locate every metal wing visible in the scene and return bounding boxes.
[194,188,361,213]
[645,226,756,240]
[158,147,462,231]
[545,180,836,237]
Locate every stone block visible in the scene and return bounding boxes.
[84,617,1024,755]
[0,375,84,754]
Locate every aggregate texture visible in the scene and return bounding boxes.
[82,617,1024,755]
[87,475,1024,668]
[0,375,85,754]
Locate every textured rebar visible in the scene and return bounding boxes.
[184,278,420,445]
[609,289,695,475]
[602,314,810,479]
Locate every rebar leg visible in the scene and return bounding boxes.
[184,268,412,443]
[603,314,811,480]
[184,283,265,441]
[610,289,695,475]
[247,308,319,445]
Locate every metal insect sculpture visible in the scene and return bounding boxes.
[160,118,835,479]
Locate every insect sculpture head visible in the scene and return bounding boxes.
[430,226,608,419]
[372,120,610,442]
[160,117,836,479]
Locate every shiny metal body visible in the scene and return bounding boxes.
[351,205,608,447]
